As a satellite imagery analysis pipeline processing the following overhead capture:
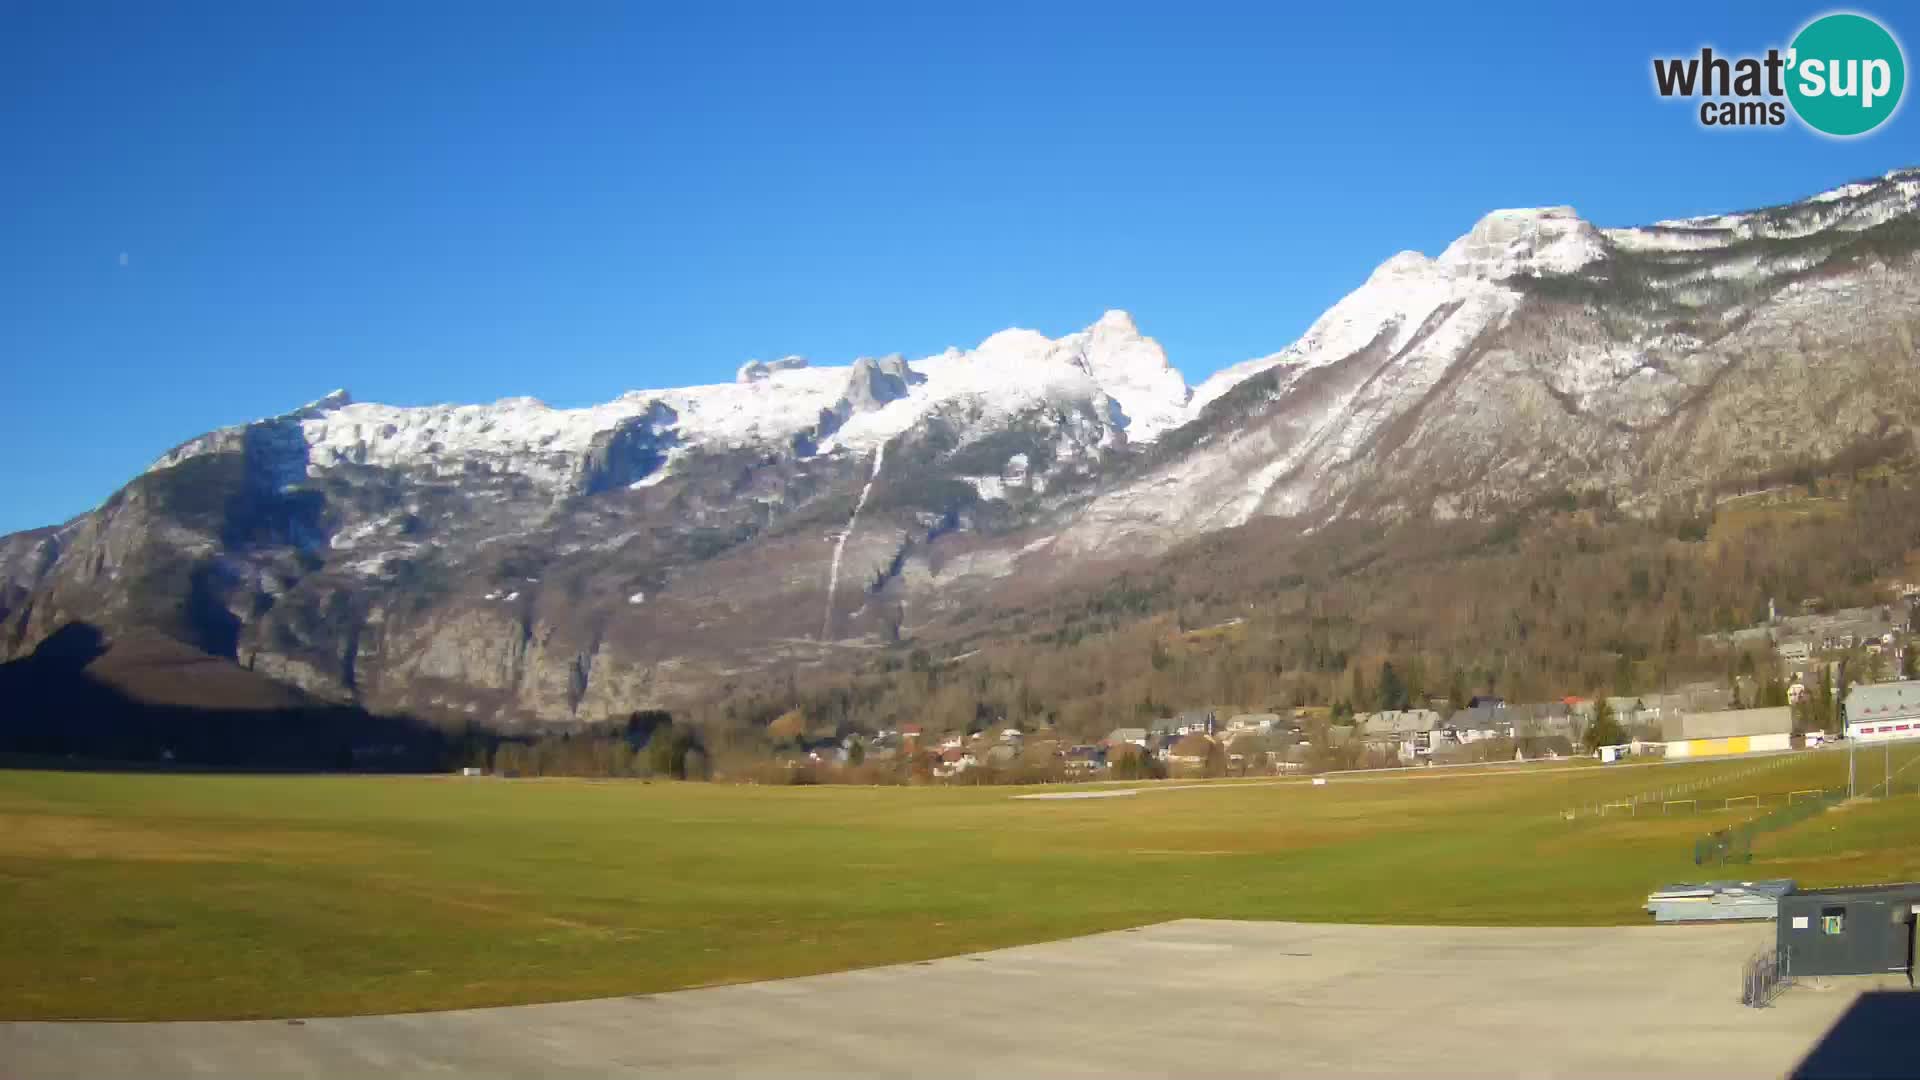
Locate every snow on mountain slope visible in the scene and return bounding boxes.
[822,310,1189,453]
[1184,206,1604,419]
[1608,167,1920,252]
[148,311,1192,491]
[11,166,1920,731]
[1190,252,1458,416]
[116,166,1920,552]
[1056,170,1920,559]
[1438,205,1605,278]
[1080,247,1524,551]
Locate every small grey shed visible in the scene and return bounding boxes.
[1776,882,1920,981]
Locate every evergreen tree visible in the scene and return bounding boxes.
[1584,696,1625,753]
[1378,661,1409,712]
[647,719,677,775]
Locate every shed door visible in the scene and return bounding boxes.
[1908,909,1918,986]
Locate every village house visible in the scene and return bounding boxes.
[1150,733,1177,762]
[1223,730,1293,773]
[1105,726,1149,749]
[1510,702,1583,740]
[1063,745,1104,773]
[1166,733,1215,771]
[1604,696,1648,726]
[1649,682,1738,719]
[1445,704,1512,742]
[1174,709,1218,736]
[1019,739,1061,768]
[1357,709,1442,760]
[1225,713,1280,735]
[865,733,903,762]
[933,747,976,777]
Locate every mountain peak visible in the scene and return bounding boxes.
[736,355,810,383]
[1367,251,1436,283]
[1439,206,1604,280]
[290,389,352,419]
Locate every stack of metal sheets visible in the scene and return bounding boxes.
[1646,879,1796,922]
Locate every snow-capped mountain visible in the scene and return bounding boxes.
[146,308,1190,500]
[1061,169,1920,554]
[5,168,1918,728]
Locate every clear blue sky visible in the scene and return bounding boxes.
[2,1,1913,535]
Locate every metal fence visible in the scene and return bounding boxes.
[1692,786,1846,866]
[1740,945,1792,1008]
[1564,750,1809,820]
[1693,828,1752,866]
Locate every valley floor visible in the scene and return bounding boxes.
[1,750,1917,1021]
[3,920,1907,1079]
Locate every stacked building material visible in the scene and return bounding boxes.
[1646,879,1796,922]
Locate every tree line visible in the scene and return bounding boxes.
[672,459,1920,758]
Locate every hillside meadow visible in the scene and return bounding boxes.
[2,749,1917,1020]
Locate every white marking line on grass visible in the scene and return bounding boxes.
[1010,747,1841,803]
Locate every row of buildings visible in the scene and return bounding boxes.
[1101,711,1317,773]
[1341,686,1786,763]
[1341,678,1920,764]
[817,676,1920,779]
[1704,597,1916,675]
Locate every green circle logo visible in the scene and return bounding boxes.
[1787,13,1906,136]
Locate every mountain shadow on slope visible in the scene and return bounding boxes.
[0,623,451,770]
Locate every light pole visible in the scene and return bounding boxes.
[1849,730,1856,799]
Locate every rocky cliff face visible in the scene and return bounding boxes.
[5,169,1919,727]
[1056,169,1920,555]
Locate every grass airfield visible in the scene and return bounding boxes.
[3,747,1917,1020]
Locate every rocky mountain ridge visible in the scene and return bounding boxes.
[5,168,1918,730]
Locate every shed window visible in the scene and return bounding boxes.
[1822,906,1845,935]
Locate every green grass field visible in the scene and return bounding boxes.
[3,748,1917,1021]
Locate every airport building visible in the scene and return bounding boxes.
[1660,706,1792,759]
[1844,680,1920,743]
